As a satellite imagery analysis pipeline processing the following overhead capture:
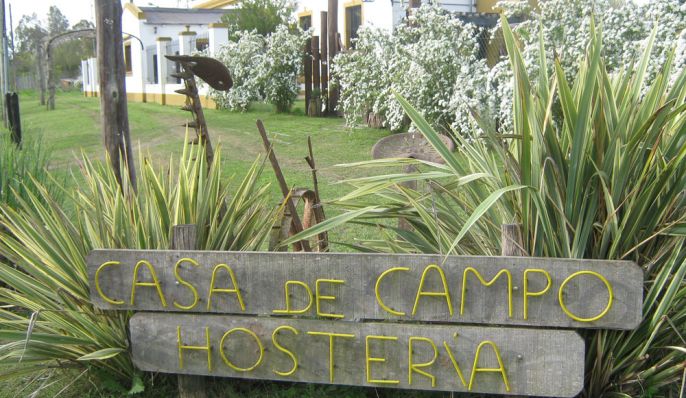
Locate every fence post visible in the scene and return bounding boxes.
[6,92,20,145]
[171,224,208,398]
[327,0,338,115]
[303,37,312,114]
[320,12,328,111]
[501,223,525,398]
[310,36,321,116]
[501,224,525,257]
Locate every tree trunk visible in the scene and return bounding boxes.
[95,0,137,191]
[37,44,46,106]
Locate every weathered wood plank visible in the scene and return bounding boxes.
[129,313,584,397]
[171,225,208,398]
[87,250,642,329]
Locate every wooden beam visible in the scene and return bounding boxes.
[327,0,338,114]
[171,225,208,398]
[320,12,328,108]
[95,0,137,191]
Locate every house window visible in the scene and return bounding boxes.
[124,43,132,74]
[196,38,209,52]
[152,54,158,84]
[345,5,362,49]
[299,15,312,31]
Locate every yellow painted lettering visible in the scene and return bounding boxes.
[219,327,264,372]
[95,261,124,305]
[523,269,551,320]
[173,258,200,310]
[130,260,167,307]
[559,271,613,322]
[408,336,438,387]
[461,267,512,317]
[306,331,355,383]
[375,267,409,316]
[365,335,400,385]
[315,279,345,319]
[271,325,299,377]
[468,340,510,392]
[412,264,453,316]
[273,281,313,314]
[207,264,245,311]
[442,334,467,387]
[177,326,212,371]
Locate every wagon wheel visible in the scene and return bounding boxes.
[269,188,328,252]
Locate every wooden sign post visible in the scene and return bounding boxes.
[87,250,643,397]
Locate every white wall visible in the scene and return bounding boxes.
[295,0,395,41]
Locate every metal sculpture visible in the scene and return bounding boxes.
[165,55,232,166]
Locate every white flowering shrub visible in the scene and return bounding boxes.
[211,26,308,112]
[333,4,487,132]
[489,0,686,132]
[262,25,309,112]
[334,0,685,136]
[212,30,264,111]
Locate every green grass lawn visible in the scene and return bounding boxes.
[2,90,453,398]
[18,89,390,249]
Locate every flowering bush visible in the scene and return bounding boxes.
[488,0,686,132]
[262,25,308,112]
[211,26,308,112]
[333,5,487,133]
[334,0,686,135]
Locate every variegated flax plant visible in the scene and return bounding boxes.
[288,18,686,397]
[0,140,279,390]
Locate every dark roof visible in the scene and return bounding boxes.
[139,7,231,25]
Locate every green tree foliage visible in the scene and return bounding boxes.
[221,0,295,38]
[47,5,69,36]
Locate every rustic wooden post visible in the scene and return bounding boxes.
[310,36,321,116]
[501,223,526,257]
[327,0,338,115]
[95,0,137,191]
[46,43,55,110]
[501,223,525,398]
[37,44,46,106]
[171,225,208,398]
[320,12,328,110]
[303,38,312,115]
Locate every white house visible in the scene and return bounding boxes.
[81,0,501,106]
[81,2,233,107]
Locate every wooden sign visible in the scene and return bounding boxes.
[130,313,585,397]
[87,250,642,329]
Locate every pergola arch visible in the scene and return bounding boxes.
[43,29,143,110]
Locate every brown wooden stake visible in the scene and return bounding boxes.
[95,0,137,191]
[310,36,321,116]
[171,225,208,398]
[256,120,311,252]
[501,223,526,257]
[320,11,328,109]
[501,223,526,398]
[305,136,328,251]
[37,44,46,106]
[327,0,338,115]
[303,38,312,115]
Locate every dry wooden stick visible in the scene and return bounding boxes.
[256,120,311,252]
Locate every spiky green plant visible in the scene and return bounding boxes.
[0,141,279,389]
[0,133,60,209]
[287,19,686,397]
